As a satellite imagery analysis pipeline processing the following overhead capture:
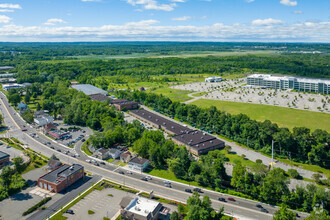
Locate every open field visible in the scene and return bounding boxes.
[191,99,330,132]
[68,50,276,60]
[150,87,193,102]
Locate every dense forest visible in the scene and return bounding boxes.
[118,90,330,169]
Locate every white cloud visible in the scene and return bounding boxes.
[280,0,297,6]
[0,15,11,23]
[0,3,22,9]
[0,9,14,12]
[126,0,177,11]
[44,18,66,26]
[200,16,207,19]
[172,16,191,21]
[246,0,255,3]
[81,0,100,2]
[0,20,329,42]
[170,0,186,2]
[251,18,283,26]
[293,10,303,14]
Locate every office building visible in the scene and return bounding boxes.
[37,164,84,193]
[247,74,330,94]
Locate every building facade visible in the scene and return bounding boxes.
[205,77,222,83]
[37,164,84,193]
[247,74,330,94]
[128,157,149,172]
[0,151,10,168]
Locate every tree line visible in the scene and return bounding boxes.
[118,90,330,169]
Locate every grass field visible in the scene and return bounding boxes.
[151,87,193,102]
[192,99,330,132]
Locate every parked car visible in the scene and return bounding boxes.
[86,159,91,163]
[165,183,172,188]
[50,146,55,149]
[100,161,106,165]
[65,209,74,214]
[141,177,148,181]
[119,171,125,174]
[260,208,268,213]
[227,197,236,202]
[164,180,171,185]
[218,198,226,202]
[146,175,152,180]
[256,204,262,208]
[185,189,192,193]
[126,170,132,174]
[94,163,99,166]
[81,139,86,142]
[57,149,61,152]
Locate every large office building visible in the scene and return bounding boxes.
[247,74,330,94]
[37,164,84,193]
[130,109,225,155]
[205,76,222,83]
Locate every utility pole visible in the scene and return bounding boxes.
[271,140,274,170]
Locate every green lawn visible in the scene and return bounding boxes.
[151,87,192,102]
[192,99,330,132]
[115,161,127,167]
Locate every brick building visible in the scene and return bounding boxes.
[0,151,10,168]
[37,164,84,193]
[110,99,139,111]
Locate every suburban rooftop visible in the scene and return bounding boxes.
[0,151,10,160]
[72,84,108,95]
[125,196,160,217]
[40,164,83,184]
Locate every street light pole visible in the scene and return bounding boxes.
[271,140,274,170]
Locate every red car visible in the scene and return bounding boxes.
[228,197,236,202]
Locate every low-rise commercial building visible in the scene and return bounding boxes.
[110,99,139,111]
[121,196,170,220]
[205,76,222,83]
[130,109,192,135]
[48,130,70,140]
[37,164,84,193]
[34,115,54,126]
[247,74,330,94]
[172,130,225,155]
[0,151,10,168]
[89,93,109,102]
[130,109,225,155]
[128,157,149,172]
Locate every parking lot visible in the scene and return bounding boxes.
[171,79,329,113]
[52,123,87,147]
[62,187,177,220]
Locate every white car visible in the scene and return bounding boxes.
[126,170,132,174]
[86,159,91,163]
[146,175,152,180]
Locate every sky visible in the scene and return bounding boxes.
[0,0,329,42]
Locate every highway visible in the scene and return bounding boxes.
[0,91,308,220]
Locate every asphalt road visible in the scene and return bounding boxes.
[0,92,308,220]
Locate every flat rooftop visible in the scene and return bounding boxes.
[0,151,10,160]
[125,196,160,217]
[89,93,109,102]
[72,84,107,95]
[172,130,225,150]
[40,164,83,184]
[130,109,192,134]
[248,74,330,84]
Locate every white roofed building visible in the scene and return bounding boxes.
[205,76,222,83]
[247,74,330,94]
[72,84,108,96]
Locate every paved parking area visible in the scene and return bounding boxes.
[53,122,87,147]
[0,144,25,159]
[63,188,129,220]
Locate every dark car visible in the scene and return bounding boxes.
[228,197,236,202]
[50,146,55,149]
[119,171,124,174]
[260,208,268,213]
[57,149,61,152]
[65,209,74,214]
[256,204,263,208]
[81,139,86,142]
[185,189,192,193]
[193,188,202,193]
[165,183,172,188]
[100,161,105,165]
[218,198,226,202]
[141,177,148,181]
[94,163,99,166]
[295,213,300,218]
